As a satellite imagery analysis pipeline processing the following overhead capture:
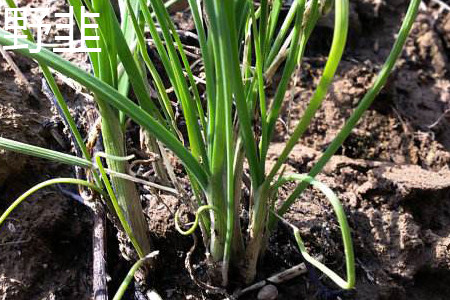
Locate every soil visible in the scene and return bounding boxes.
[1,0,450,299]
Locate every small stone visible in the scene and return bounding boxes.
[257,284,278,300]
[7,222,16,233]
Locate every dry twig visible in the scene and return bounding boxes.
[0,45,39,100]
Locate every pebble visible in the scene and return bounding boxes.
[257,284,278,300]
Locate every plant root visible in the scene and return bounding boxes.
[185,234,230,298]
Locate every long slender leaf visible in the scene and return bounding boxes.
[141,0,208,165]
[0,30,209,190]
[272,174,355,289]
[125,0,178,134]
[276,0,421,217]
[260,0,307,166]
[4,0,91,162]
[0,178,104,226]
[267,0,349,182]
[0,137,92,168]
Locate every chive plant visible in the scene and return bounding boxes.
[2,0,155,259]
[0,0,420,292]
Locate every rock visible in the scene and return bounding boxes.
[257,284,278,300]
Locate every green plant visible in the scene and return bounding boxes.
[0,0,420,295]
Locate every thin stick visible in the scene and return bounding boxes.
[0,45,39,100]
[42,79,84,159]
[158,141,188,197]
[233,261,311,298]
[0,237,32,246]
[93,203,108,300]
[428,108,450,129]
[103,167,179,195]
[47,69,94,101]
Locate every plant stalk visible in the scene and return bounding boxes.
[97,101,152,257]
